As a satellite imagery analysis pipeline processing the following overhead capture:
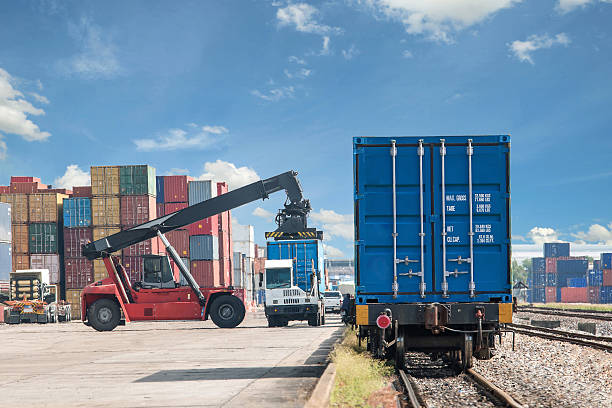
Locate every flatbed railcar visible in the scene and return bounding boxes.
[353,135,513,369]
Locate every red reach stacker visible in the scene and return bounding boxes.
[81,171,318,331]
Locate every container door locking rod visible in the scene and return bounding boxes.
[391,140,399,299]
[441,139,449,298]
[397,139,426,298]
[467,139,476,297]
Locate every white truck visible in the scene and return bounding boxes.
[263,259,325,327]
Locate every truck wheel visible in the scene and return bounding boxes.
[308,312,320,327]
[88,298,120,331]
[210,295,245,328]
[267,317,278,327]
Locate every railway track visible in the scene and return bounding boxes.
[516,306,612,322]
[509,323,612,352]
[396,353,525,407]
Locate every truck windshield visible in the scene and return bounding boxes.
[266,268,291,289]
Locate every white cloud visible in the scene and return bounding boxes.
[29,92,49,104]
[59,17,121,79]
[198,160,260,190]
[0,68,51,158]
[288,56,307,65]
[54,164,91,189]
[323,243,345,258]
[556,0,611,13]
[402,50,414,58]
[134,124,228,151]
[284,68,312,79]
[324,223,355,241]
[509,33,570,64]
[309,209,354,241]
[572,223,612,245]
[310,209,352,224]
[253,207,274,219]
[251,86,295,102]
[360,0,520,43]
[342,44,360,60]
[276,3,341,35]
[527,226,560,245]
[321,36,331,55]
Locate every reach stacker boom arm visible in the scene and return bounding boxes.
[80,170,320,331]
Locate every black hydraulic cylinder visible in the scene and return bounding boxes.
[82,171,304,260]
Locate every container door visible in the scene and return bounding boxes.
[431,140,509,298]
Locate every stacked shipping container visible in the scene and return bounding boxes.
[0,203,11,282]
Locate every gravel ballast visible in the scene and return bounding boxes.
[515,311,612,337]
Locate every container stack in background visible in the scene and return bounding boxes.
[0,202,11,289]
[233,224,255,302]
[528,243,611,304]
[63,188,93,318]
[188,180,219,287]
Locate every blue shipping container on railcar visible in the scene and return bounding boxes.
[353,135,512,304]
[266,239,326,295]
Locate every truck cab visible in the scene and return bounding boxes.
[263,259,324,327]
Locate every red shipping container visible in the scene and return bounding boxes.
[11,176,41,183]
[587,287,600,304]
[603,269,612,286]
[0,186,9,194]
[45,188,72,195]
[65,258,94,289]
[164,202,188,214]
[63,228,93,259]
[165,229,189,257]
[163,176,193,203]
[560,287,588,303]
[122,238,159,257]
[156,203,165,217]
[10,182,47,193]
[73,186,92,197]
[191,260,220,287]
[122,256,143,283]
[187,216,218,236]
[120,195,156,227]
[219,257,232,286]
[545,286,557,303]
[30,254,61,284]
[545,258,557,273]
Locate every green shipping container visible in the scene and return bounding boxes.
[29,223,58,253]
[119,165,156,196]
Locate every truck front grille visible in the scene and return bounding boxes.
[283,298,300,304]
[283,289,300,297]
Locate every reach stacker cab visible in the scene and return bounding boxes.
[80,171,320,331]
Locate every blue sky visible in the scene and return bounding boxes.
[0,0,611,259]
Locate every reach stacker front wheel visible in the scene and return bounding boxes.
[89,298,121,332]
[209,295,246,328]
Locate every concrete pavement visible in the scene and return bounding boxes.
[0,312,344,407]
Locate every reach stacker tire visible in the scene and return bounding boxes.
[89,298,121,332]
[209,295,245,328]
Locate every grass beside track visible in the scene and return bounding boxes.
[522,302,612,312]
[330,328,395,408]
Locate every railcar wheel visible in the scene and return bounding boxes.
[395,333,406,368]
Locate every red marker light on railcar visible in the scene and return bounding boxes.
[376,314,391,329]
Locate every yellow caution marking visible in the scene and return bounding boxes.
[498,303,513,323]
[356,305,369,326]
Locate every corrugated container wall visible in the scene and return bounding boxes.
[593,260,601,271]
[63,228,93,259]
[10,181,46,193]
[29,223,58,253]
[191,260,220,287]
[601,253,612,269]
[544,242,570,258]
[560,287,588,303]
[162,176,192,203]
[156,176,165,203]
[601,287,612,304]
[189,235,219,260]
[28,193,66,223]
[188,180,217,205]
[0,242,11,281]
[11,176,41,183]
[30,254,60,284]
[545,258,557,274]
[65,259,93,289]
[93,259,107,281]
[0,194,28,223]
[532,258,546,274]
[72,186,92,197]
[13,254,29,271]
[63,198,92,227]
[66,289,82,319]
[165,202,188,214]
[92,227,121,255]
[119,165,156,196]
[122,239,159,257]
[122,256,143,283]
[91,166,120,196]
[120,195,156,227]
[0,202,11,242]
[92,197,120,226]
[604,270,612,286]
[165,230,189,258]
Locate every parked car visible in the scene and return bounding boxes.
[324,291,342,313]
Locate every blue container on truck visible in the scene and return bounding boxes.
[544,242,570,258]
[266,239,325,295]
[353,135,512,368]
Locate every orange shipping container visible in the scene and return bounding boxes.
[28,193,67,223]
[91,166,120,196]
[93,259,108,281]
[603,269,612,286]
[66,289,82,320]
[0,194,28,223]
[12,254,29,271]
[11,224,28,253]
[560,287,588,303]
[92,197,121,226]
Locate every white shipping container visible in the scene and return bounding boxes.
[0,202,11,243]
[29,254,60,284]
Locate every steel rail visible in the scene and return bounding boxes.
[518,305,612,315]
[464,368,525,408]
[397,368,425,408]
[511,326,612,352]
[516,306,612,322]
[509,323,612,343]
